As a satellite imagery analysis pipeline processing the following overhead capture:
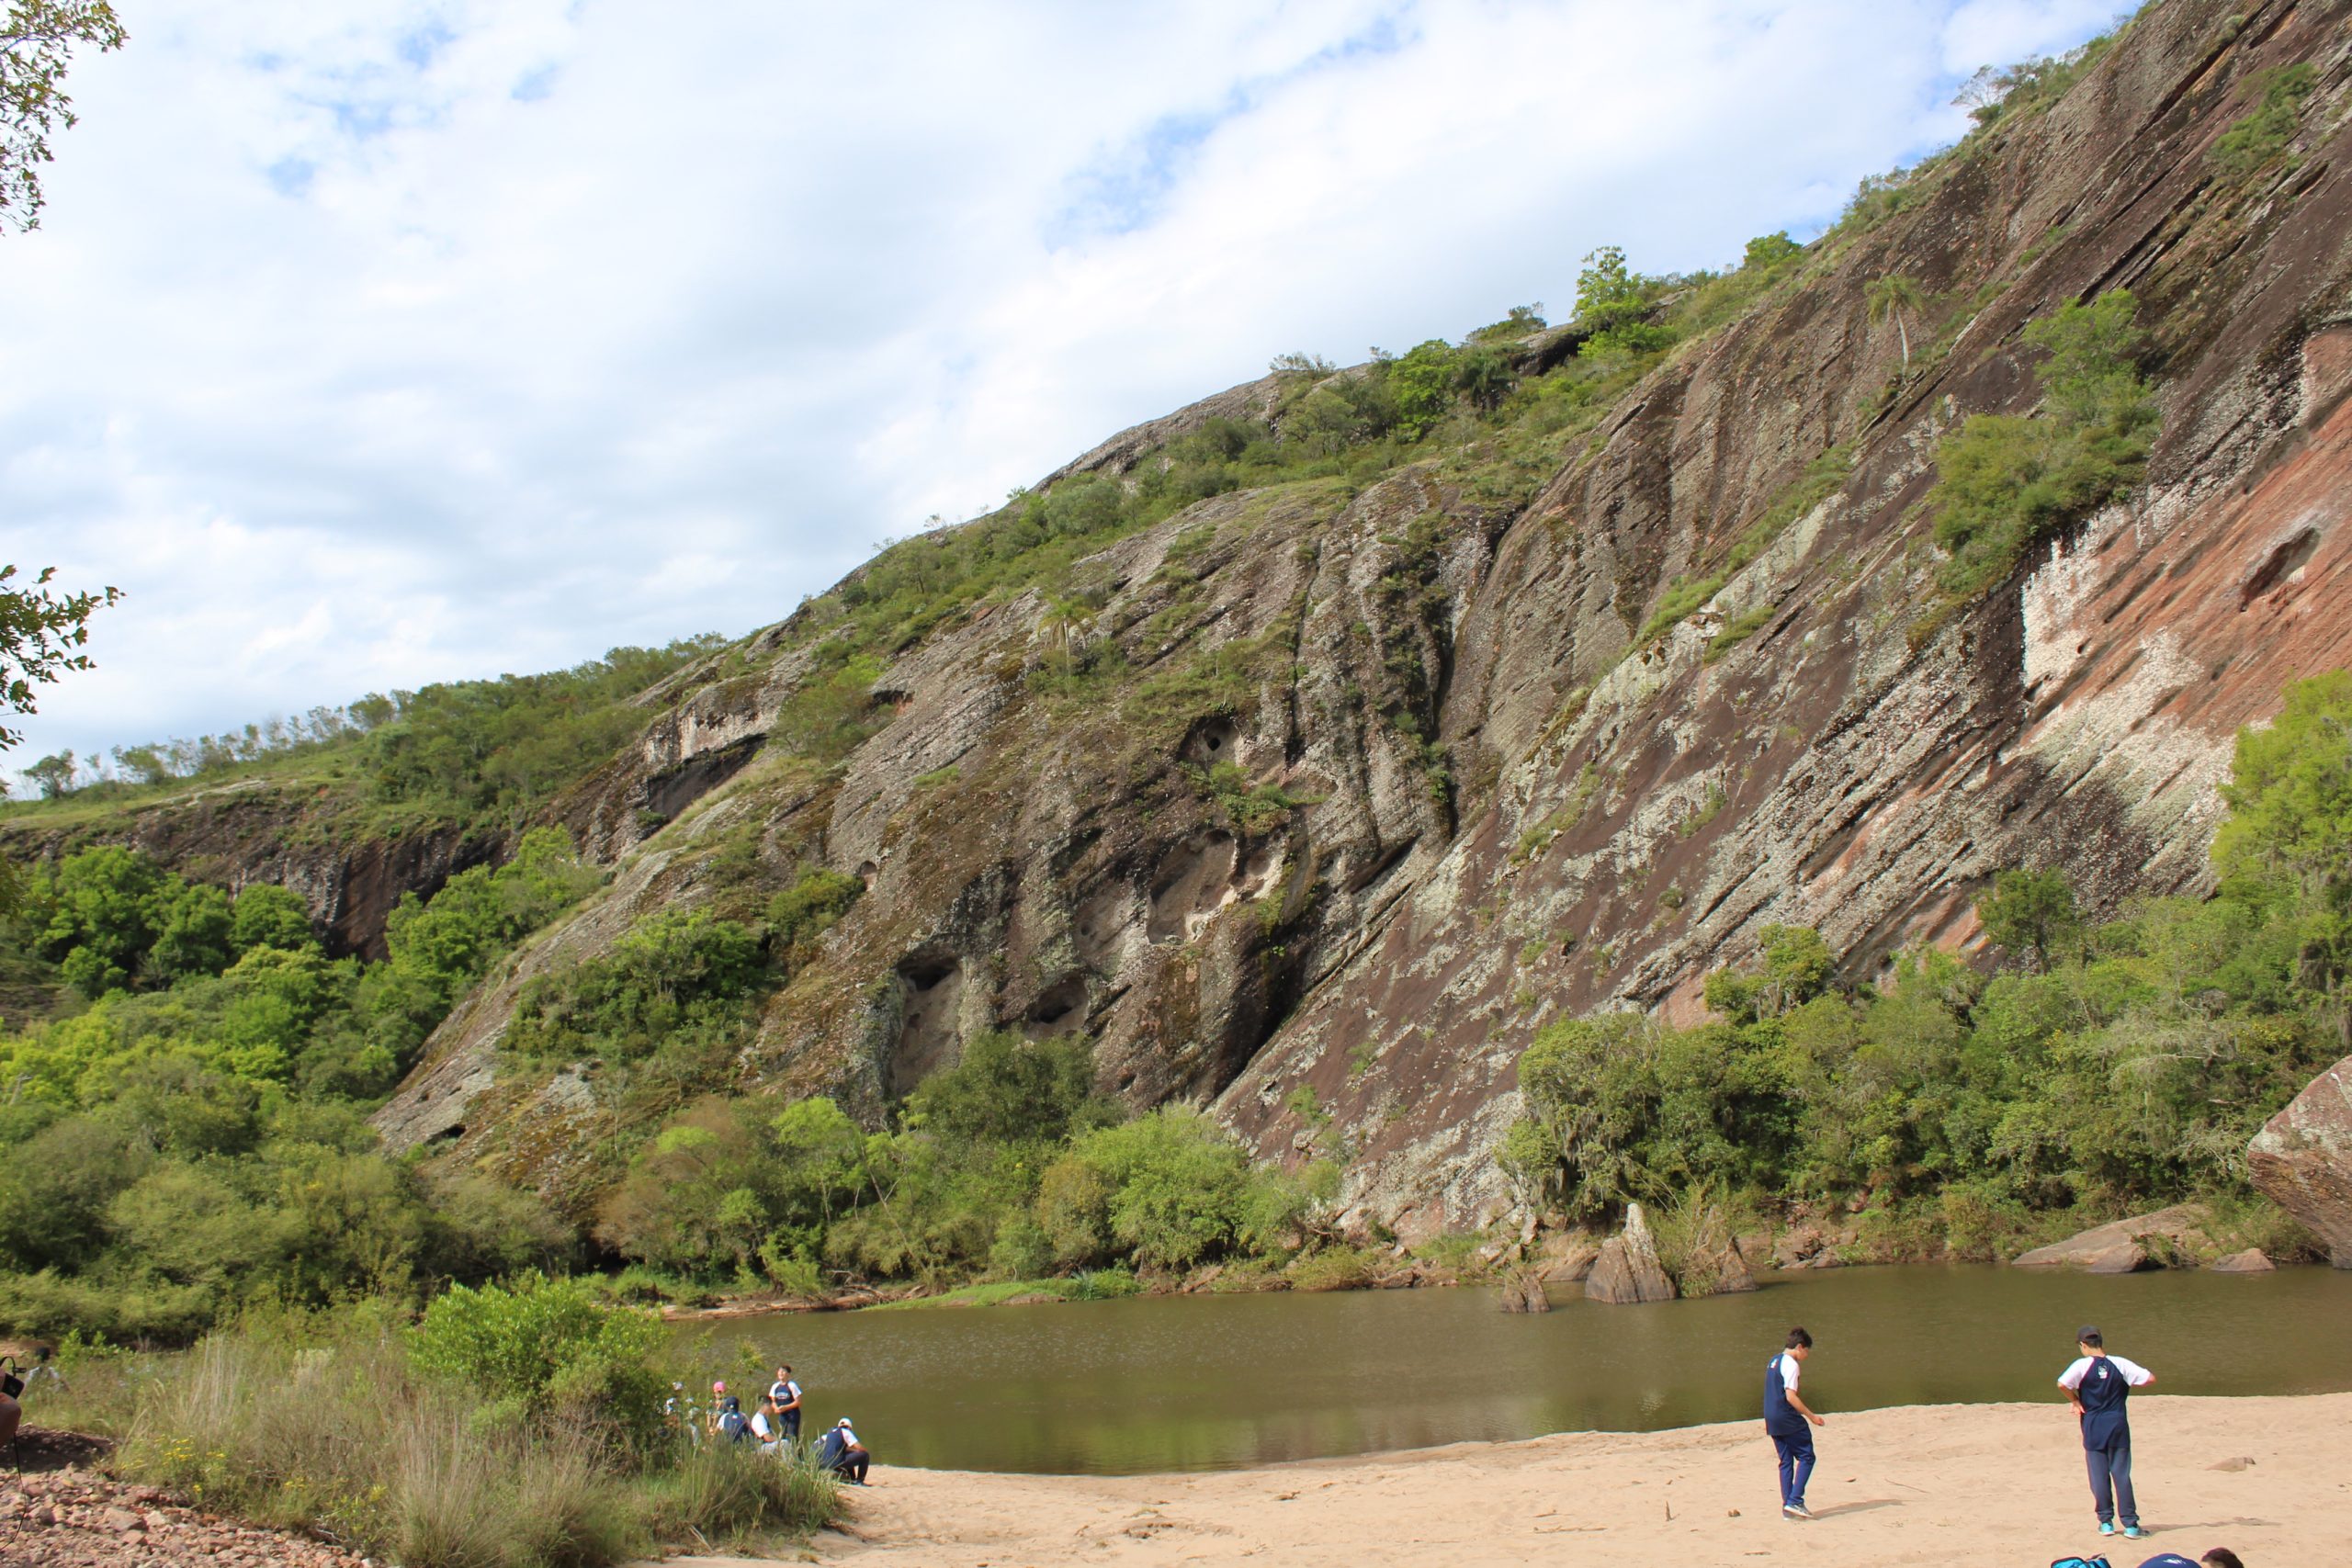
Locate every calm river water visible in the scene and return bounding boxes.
[677,1265,2352,1474]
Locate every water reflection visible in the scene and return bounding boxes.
[679,1264,2352,1475]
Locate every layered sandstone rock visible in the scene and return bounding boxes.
[2249,1055,2352,1266]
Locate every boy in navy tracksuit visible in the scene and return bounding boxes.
[1762,1326,1826,1519]
[2059,1325,2156,1540]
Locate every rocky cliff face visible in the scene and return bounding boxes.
[0,782,500,961]
[345,0,2352,1227]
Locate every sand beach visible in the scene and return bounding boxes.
[690,1393,2352,1567]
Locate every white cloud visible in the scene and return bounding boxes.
[1,0,2120,786]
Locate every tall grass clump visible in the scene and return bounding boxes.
[118,1295,838,1568]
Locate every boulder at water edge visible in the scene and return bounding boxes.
[2011,1203,2211,1269]
[2209,1248,2275,1273]
[1680,1236,1758,1296]
[2249,1055,2352,1266]
[1584,1203,1677,1304]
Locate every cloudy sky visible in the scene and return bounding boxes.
[3,0,2122,785]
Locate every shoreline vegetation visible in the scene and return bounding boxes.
[17,1282,842,1568]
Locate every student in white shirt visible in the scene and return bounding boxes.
[1761,1326,1826,1519]
[768,1363,804,1443]
[2059,1325,2155,1540]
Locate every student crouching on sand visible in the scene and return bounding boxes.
[1761,1326,1825,1520]
[2059,1325,2156,1541]
[818,1417,871,1484]
[2134,1550,2244,1568]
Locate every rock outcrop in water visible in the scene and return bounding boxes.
[1583,1204,1677,1305]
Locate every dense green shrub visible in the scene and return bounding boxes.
[2209,63,2317,180]
[411,1272,668,1447]
[1928,290,2157,604]
[767,866,864,956]
[508,908,766,1066]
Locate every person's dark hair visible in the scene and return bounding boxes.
[2077,1325,2104,1349]
[2201,1549,2244,1568]
[1785,1327,1812,1349]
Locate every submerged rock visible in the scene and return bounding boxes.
[2249,1056,2352,1266]
[1498,1267,1552,1314]
[1584,1204,1677,1305]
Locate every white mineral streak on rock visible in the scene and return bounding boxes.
[2020,508,2233,877]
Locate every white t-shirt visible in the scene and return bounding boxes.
[1773,1351,1802,1393]
[770,1379,802,1410]
[2058,1354,2152,1391]
[750,1410,774,1439]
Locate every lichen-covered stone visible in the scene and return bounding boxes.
[2250,1055,2352,1266]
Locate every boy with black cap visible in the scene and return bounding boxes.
[2058,1325,2156,1540]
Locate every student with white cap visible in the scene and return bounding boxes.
[816,1416,870,1483]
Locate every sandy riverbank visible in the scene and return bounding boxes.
[669,1393,2352,1567]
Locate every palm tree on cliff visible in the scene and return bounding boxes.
[1867,274,1926,371]
[1039,595,1095,677]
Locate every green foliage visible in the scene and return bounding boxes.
[904,1029,1114,1147]
[1866,275,1927,367]
[1742,231,1802,270]
[1467,303,1546,343]
[1388,339,1465,436]
[2209,63,2317,180]
[2213,671,2352,1000]
[1637,572,1726,644]
[1192,760,1306,834]
[365,642,723,823]
[1927,290,2157,606]
[1977,867,2082,971]
[1953,40,2109,130]
[0,834,589,1343]
[766,866,863,957]
[508,908,767,1066]
[600,1034,1323,1293]
[411,1271,667,1444]
[386,828,603,1003]
[1703,603,1777,662]
[1573,245,1647,333]
[1039,1107,1259,1270]
[0,2,130,235]
[1510,678,2352,1245]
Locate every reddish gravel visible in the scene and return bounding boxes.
[0,1429,373,1568]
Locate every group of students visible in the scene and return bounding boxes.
[1761,1325,2243,1568]
[670,1362,872,1484]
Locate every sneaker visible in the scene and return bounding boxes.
[1782,1504,1815,1520]
[2123,1527,2147,1540]
[2099,1523,2116,1537]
